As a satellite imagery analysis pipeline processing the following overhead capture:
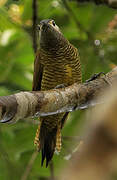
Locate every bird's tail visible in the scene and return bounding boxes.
[34,121,61,167]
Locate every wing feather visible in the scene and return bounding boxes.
[32,51,43,91]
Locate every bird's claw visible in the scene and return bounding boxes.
[55,84,66,89]
[86,72,105,83]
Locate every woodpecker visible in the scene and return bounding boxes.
[32,19,82,167]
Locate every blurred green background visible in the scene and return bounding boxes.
[0,0,117,179]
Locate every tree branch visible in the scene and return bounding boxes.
[0,67,117,123]
[74,0,117,9]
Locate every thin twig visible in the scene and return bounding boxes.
[32,0,38,53]
[21,2,38,180]
[63,0,108,66]
[21,2,39,179]
[62,0,93,40]
[49,161,55,180]
[21,151,38,180]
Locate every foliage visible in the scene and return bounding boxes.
[0,0,117,179]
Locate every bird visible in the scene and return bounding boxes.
[32,19,82,167]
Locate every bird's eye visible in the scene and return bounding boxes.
[52,21,56,26]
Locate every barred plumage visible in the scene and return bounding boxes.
[32,19,82,167]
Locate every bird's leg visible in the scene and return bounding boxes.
[86,72,105,82]
[34,120,41,151]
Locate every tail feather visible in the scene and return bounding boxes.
[40,122,57,167]
[41,148,46,166]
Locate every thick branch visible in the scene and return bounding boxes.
[0,67,117,123]
[75,0,117,9]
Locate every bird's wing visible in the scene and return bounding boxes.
[32,50,43,91]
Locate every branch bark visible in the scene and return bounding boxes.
[0,67,117,123]
[75,0,117,9]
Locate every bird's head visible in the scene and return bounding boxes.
[37,19,67,51]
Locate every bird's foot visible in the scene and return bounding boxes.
[86,72,105,83]
[55,84,66,89]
